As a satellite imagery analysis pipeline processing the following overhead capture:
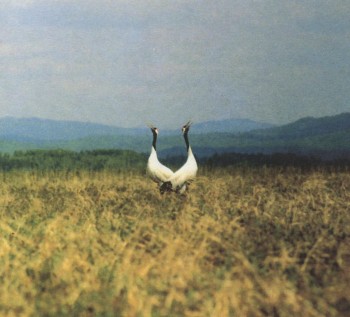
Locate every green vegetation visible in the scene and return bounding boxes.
[0,157,349,316]
[1,149,349,174]
[0,149,147,172]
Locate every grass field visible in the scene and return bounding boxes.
[0,166,349,316]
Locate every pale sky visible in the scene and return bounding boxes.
[1,0,349,128]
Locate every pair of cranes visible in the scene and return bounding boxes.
[147,121,198,194]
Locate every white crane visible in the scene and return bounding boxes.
[160,121,198,194]
[146,125,174,194]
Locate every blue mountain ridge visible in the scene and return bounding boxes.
[0,116,273,141]
[0,113,349,159]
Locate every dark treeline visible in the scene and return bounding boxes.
[0,149,147,172]
[201,152,350,171]
[0,149,349,172]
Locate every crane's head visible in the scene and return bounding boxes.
[182,121,192,134]
[147,123,158,135]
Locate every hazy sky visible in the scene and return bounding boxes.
[1,1,349,128]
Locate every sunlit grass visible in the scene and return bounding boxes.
[0,167,349,316]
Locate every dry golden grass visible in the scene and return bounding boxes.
[0,167,349,316]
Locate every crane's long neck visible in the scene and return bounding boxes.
[152,131,157,151]
[184,131,190,152]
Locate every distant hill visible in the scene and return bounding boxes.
[0,116,271,141]
[0,113,349,160]
[190,118,274,134]
[0,117,144,141]
[160,113,350,159]
[244,112,350,156]
[253,113,350,139]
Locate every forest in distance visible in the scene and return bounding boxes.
[0,148,350,173]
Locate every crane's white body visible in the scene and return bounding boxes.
[148,122,197,195]
[147,146,174,185]
[167,146,198,194]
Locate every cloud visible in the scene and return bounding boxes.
[0,1,349,127]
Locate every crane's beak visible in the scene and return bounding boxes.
[146,122,156,130]
[182,120,192,132]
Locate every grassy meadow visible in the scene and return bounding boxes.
[0,165,350,316]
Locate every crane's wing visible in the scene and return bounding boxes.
[147,148,174,183]
[147,161,174,183]
[160,149,198,193]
